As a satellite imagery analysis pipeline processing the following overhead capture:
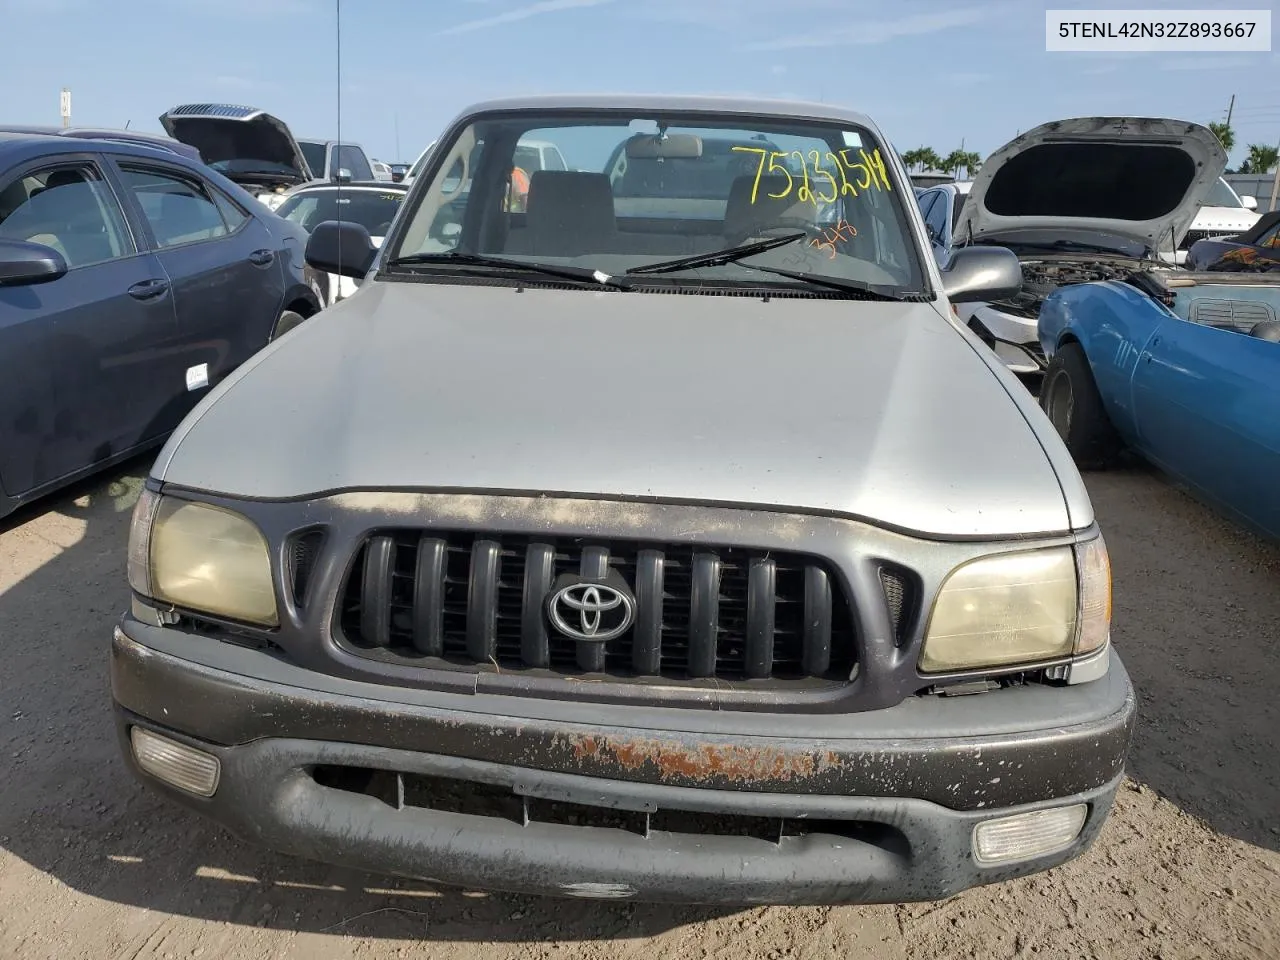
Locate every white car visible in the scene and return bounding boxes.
[273,181,409,304]
[1175,176,1261,263]
[370,159,394,181]
[404,137,569,184]
[919,116,1226,376]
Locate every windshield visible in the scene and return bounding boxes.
[409,144,436,179]
[276,188,406,236]
[208,158,299,177]
[386,111,924,295]
[298,141,327,177]
[1204,177,1244,208]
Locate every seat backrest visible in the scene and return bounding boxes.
[0,180,118,266]
[1250,320,1280,342]
[524,171,617,256]
[722,175,809,240]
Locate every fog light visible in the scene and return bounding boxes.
[130,727,221,797]
[972,803,1087,865]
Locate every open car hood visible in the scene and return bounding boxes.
[954,117,1227,256]
[159,103,312,185]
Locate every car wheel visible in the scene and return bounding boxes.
[1040,342,1121,470]
[270,310,307,341]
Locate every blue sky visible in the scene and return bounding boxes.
[4,0,1277,168]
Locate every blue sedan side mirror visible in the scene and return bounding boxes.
[0,238,68,287]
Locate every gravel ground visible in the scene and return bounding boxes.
[1,458,1277,960]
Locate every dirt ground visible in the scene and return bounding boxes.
[1,458,1278,960]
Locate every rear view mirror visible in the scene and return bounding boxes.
[0,238,68,287]
[625,133,703,160]
[1241,195,1258,211]
[305,220,377,280]
[941,245,1022,303]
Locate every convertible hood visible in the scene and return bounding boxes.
[155,284,1074,539]
[159,103,311,184]
[955,116,1227,256]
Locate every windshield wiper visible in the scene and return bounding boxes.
[733,263,923,301]
[625,232,807,276]
[387,251,631,289]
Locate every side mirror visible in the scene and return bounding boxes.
[335,168,353,183]
[941,245,1022,303]
[1241,195,1258,211]
[0,239,68,287]
[305,220,377,280]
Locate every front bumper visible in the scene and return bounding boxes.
[111,619,1136,905]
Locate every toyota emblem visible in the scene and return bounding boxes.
[548,581,636,642]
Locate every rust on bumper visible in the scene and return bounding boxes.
[569,733,841,784]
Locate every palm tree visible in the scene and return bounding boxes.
[941,149,983,179]
[903,147,943,173]
[1241,143,1279,174]
[1208,121,1235,153]
[902,147,928,172]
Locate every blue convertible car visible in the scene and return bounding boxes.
[1039,273,1280,540]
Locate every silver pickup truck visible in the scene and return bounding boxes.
[112,94,1135,906]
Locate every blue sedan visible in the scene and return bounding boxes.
[0,133,325,520]
[1037,273,1280,540]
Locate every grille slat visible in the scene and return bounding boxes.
[360,536,396,647]
[802,566,833,675]
[465,540,501,662]
[521,543,555,668]
[577,546,610,673]
[632,549,664,675]
[339,532,858,689]
[745,557,776,679]
[411,536,447,656]
[687,552,721,679]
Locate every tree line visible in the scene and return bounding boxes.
[900,147,983,180]
[1207,122,1279,175]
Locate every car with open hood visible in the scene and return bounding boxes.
[920,116,1226,376]
[159,103,314,206]
[112,94,1134,907]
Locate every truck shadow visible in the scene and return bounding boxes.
[0,457,1276,944]
[1082,460,1280,855]
[0,462,733,941]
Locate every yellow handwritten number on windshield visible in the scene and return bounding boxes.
[730,146,892,205]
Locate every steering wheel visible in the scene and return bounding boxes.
[726,217,824,250]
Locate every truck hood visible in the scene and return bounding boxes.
[159,103,311,185]
[155,283,1075,539]
[955,116,1227,257]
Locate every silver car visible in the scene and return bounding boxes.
[113,94,1135,906]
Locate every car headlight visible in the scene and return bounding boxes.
[919,535,1111,674]
[127,489,278,626]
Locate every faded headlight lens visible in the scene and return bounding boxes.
[920,547,1078,673]
[148,498,278,626]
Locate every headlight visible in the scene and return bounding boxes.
[127,490,278,626]
[919,535,1111,674]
